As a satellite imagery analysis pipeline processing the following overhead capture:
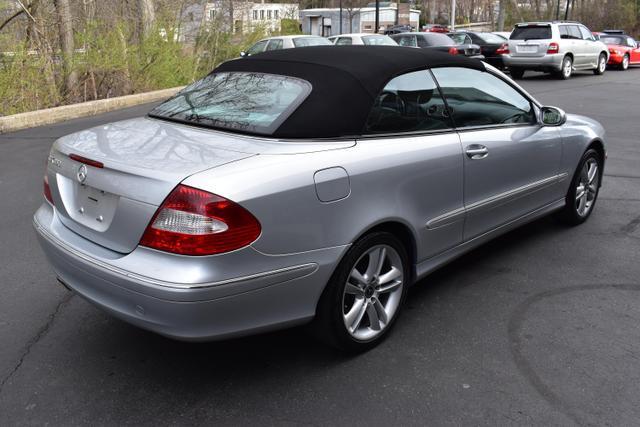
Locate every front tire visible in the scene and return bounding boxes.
[313,232,409,352]
[594,53,607,75]
[556,148,602,225]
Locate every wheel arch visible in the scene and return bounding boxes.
[586,138,606,186]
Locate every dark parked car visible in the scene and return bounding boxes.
[391,32,484,59]
[384,25,413,35]
[448,31,510,68]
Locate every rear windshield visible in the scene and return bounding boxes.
[478,32,508,43]
[362,35,397,46]
[511,25,552,40]
[599,35,625,45]
[149,72,312,135]
[424,33,455,46]
[292,37,332,47]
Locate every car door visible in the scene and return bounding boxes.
[628,37,640,63]
[579,25,599,67]
[565,25,586,67]
[357,69,464,260]
[431,67,564,241]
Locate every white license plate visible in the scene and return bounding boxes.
[518,45,538,53]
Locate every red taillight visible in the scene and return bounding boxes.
[44,173,54,205]
[547,42,559,54]
[139,185,261,256]
[448,46,458,55]
[496,43,509,55]
[69,153,104,168]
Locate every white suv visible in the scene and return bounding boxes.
[504,21,609,79]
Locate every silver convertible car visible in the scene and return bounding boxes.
[34,46,605,351]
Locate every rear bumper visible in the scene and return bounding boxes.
[33,203,346,341]
[503,53,564,71]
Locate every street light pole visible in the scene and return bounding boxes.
[375,0,380,34]
[450,0,456,31]
[339,0,343,35]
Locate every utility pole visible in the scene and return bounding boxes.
[564,0,572,20]
[375,0,380,34]
[339,0,342,35]
[556,0,561,20]
[450,0,456,30]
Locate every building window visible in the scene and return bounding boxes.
[274,10,279,19]
[268,10,272,19]
[253,10,258,20]
[260,10,265,20]
[209,9,216,20]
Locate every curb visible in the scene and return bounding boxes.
[0,86,185,134]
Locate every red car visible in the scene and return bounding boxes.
[423,24,449,33]
[597,31,640,70]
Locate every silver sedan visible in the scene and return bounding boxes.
[34,46,606,352]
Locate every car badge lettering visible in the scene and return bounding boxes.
[48,154,62,168]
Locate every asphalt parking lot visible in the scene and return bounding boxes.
[1,68,639,426]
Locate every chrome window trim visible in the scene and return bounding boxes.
[426,172,569,229]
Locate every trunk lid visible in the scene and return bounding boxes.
[47,117,354,253]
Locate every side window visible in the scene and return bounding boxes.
[431,67,536,128]
[579,26,593,40]
[246,40,268,55]
[336,37,352,46]
[559,26,570,39]
[365,70,453,134]
[397,35,417,47]
[416,36,430,48]
[568,26,582,40]
[464,35,473,44]
[265,39,283,51]
[627,37,636,47]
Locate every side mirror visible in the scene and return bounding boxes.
[239,51,247,57]
[540,106,566,126]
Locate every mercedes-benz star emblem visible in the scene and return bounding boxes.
[77,164,88,184]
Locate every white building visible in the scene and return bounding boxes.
[300,3,420,36]
[206,1,299,34]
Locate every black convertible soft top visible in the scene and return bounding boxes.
[214,45,485,139]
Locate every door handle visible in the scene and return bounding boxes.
[465,144,489,159]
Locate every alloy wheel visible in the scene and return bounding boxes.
[342,244,404,341]
[563,58,572,78]
[575,158,599,217]
[622,55,629,70]
[599,55,606,73]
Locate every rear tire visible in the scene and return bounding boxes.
[510,67,524,79]
[556,148,602,226]
[593,53,607,75]
[557,56,573,79]
[313,232,410,353]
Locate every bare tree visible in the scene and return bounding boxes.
[54,0,78,99]
[138,0,156,37]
